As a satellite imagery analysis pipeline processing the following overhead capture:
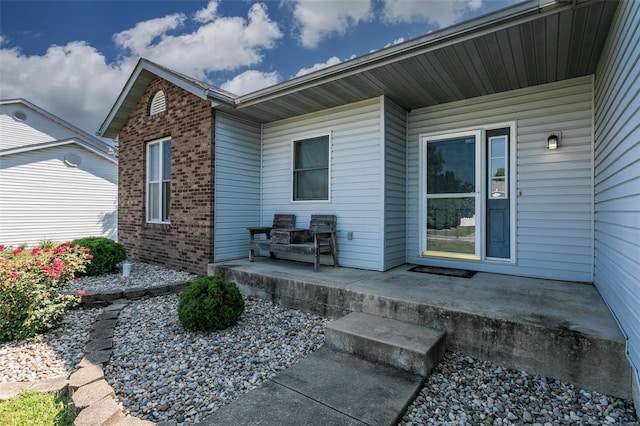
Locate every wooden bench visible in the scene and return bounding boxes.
[248,214,339,272]
[248,214,296,262]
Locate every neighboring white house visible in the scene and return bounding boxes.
[0,99,118,246]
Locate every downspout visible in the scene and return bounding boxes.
[592,75,637,410]
[380,95,386,271]
[590,75,595,283]
[405,109,410,265]
[260,123,264,226]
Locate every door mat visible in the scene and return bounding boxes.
[408,265,477,278]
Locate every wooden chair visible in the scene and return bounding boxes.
[307,214,339,272]
[247,214,296,261]
[271,214,338,272]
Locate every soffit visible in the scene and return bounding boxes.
[230,0,618,123]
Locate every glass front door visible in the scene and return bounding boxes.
[424,131,481,260]
[422,126,513,262]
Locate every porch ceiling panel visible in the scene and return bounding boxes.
[233,0,618,124]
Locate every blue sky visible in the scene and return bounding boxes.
[0,0,519,136]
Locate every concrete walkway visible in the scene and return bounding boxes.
[200,347,424,425]
[202,309,447,426]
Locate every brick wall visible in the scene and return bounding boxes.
[118,77,214,275]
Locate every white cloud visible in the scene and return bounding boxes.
[113,14,186,56]
[194,0,219,23]
[295,56,342,77]
[221,70,280,95]
[0,1,283,136]
[384,37,405,48]
[381,0,483,27]
[0,42,131,135]
[113,2,283,79]
[293,0,372,48]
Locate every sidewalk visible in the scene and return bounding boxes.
[199,347,424,425]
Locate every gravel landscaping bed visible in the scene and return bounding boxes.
[105,294,329,425]
[2,262,637,426]
[401,351,638,425]
[0,307,99,383]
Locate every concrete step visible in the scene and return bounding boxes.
[325,312,446,376]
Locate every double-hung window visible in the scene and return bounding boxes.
[147,138,171,223]
[292,134,330,201]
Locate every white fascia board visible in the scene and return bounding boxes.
[1,98,113,152]
[0,138,118,163]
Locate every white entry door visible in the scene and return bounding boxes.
[421,125,514,262]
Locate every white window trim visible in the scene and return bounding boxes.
[146,137,171,224]
[290,132,332,203]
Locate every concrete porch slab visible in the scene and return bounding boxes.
[210,258,631,400]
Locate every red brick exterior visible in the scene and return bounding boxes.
[118,77,214,275]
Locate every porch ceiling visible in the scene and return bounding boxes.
[230,0,618,123]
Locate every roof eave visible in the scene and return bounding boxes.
[2,98,114,152]
[0,138,118,163]
[98,59,236,139]
[234,0,564,108]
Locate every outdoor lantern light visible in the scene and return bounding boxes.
[547,133,560,150]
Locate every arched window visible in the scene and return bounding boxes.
[149,90,166,115]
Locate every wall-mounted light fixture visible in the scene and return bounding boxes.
[547,132,561,150]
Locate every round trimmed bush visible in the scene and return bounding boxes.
[71,237,126,276]
[178,276,245,331]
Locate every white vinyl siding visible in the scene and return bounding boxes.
[0,105,79,151]
[261,97,385,271]
[384,98,407,270]
[593,0,640,402]
[407,76,594,281]
[214,112,261,262]
[0,144,117,245]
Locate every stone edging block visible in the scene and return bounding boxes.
[71,379,115,409]
[69,364,104,390]
[78,281,192,307]
[73,394,125,426]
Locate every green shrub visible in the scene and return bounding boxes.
[178,276,245,332]
[0,241,90,342]
[70,237,126,276]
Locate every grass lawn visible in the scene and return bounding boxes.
[0,391,75,426]
[427,226,476,254]
[426,239,475,254]
[427,226,475,237]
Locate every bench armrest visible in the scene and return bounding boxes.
[248,227,273,239]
